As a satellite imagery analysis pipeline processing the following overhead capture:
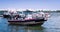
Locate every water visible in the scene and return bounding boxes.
[0,12,60,32]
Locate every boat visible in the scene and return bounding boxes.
[8,11,50,25]
[3,11,19,18]
[3,12,11,18]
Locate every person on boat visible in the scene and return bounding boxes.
[14,15,20,20]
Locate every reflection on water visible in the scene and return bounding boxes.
[8,25,45,32]
[0,12,60,32]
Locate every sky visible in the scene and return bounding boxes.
[0,0,60,10]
